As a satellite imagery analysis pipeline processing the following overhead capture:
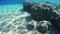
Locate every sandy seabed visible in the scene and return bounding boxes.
[0,4,41,34]
[0,4,26,34]
[0,4,59,34]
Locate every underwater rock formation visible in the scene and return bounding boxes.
[26,24,34,30]
[23,2,40,13]
[23,2,34,13]
[31,3,57,21]
[26,20,52,33]
[26,20,37,31]
[30,3,60,31]
[23,2,60,32]
[37,20,51,33]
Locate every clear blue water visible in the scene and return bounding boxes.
[0,0,60,5]
[0,0,24,5]
[25,0,60,5]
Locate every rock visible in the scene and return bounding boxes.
[23,1,60,32]
[23,2,34,13]
[30,3,60,31]
[26,20,37,31]
[37,20,51,33]
[26,16,32,22]
[31,3,57,21]
[23,2,40,13]
[26,24,34,30]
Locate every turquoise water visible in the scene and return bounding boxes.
[0,0,60,34]
[26,0,60,5]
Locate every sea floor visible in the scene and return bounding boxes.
[0,4,59,34]
[0,4,39,34]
